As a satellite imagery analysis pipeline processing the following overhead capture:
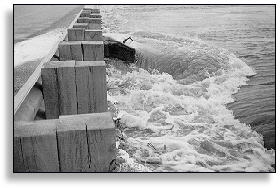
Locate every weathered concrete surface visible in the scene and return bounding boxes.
[14,112,116,172]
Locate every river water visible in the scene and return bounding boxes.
[14,5,275,172]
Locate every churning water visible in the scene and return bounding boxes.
[14,5,275,172]
[100,5,275,172]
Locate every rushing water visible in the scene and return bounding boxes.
[100,5,275,171]
[14,5,275,172]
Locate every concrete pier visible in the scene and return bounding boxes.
[41,60,107,118]
[84,30,103,41]
[90,14,102,18]
[14,7,115,172]
[14,112,115,172]
[67,28,85,41]
[73,23,89,29]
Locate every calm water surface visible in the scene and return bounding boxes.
[14,5,82,43]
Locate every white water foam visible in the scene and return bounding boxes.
[107,33,275,172]
[14,28,66,67]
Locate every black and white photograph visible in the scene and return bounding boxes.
[13,4,276,173]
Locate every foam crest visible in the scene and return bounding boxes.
[117,31,256,84]
[107,55,274,171]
